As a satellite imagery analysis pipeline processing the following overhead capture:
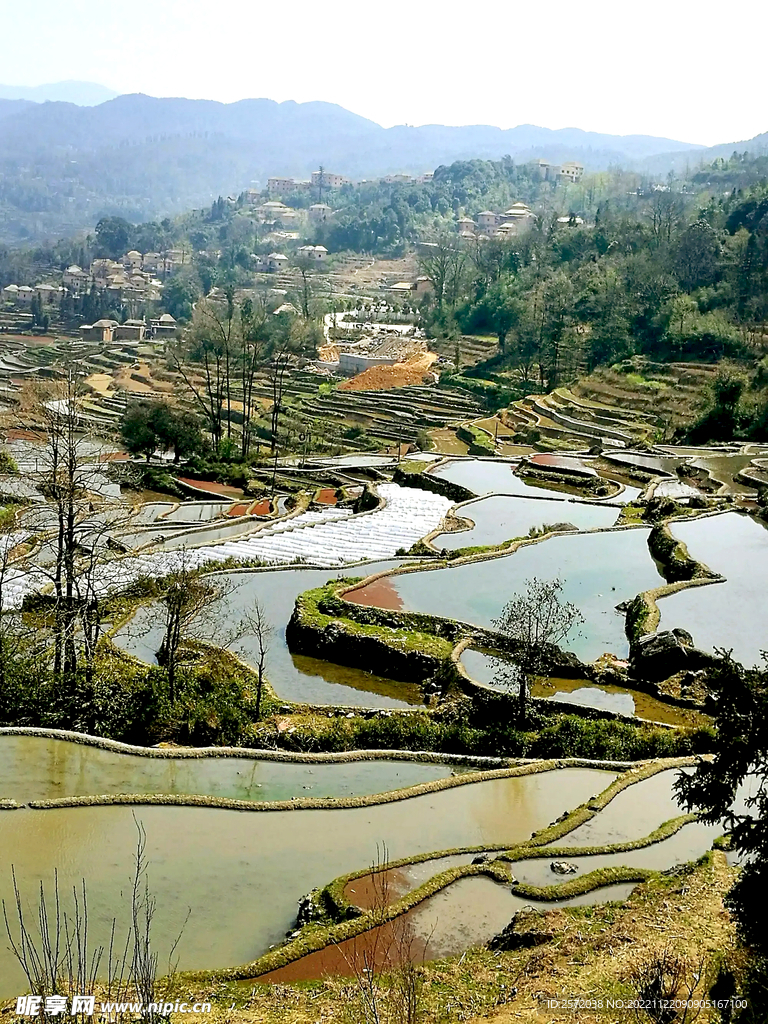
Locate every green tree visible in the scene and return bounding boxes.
[94,216,133,259]
[675,655,768,960]
[122,403,159,461]
[121,402,204,462]
[162,274,199,322]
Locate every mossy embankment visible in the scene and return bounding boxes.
[128,850,739,1024]
[184,759,703,984]
[625,516,726,643]
[457,422,496,455]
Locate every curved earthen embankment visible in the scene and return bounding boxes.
[182,756,701,984]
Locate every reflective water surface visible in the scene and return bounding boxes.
[0,767,613,996]
[351,529,662,661]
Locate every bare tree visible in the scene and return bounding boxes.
[491,577,583,724]
[628,946,707,1024]
[238,598,273,720]
[294,254,315,320]
[3,821,186,1022]
[417,237,467,313]
[337,844,428,1024]
[157,563,219,703]
[170,294,243,454]
[18,375,133,690]
[238,293,269,459]
[266,334,296,456]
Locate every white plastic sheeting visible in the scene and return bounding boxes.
[1,484,451,607]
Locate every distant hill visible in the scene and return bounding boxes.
[0,81,118,105]
[0,92,758,246]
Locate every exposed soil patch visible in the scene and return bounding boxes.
[345,576,404,610]
[338,353,437,392]
[176,478,245,498]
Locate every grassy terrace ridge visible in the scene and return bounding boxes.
[457,421,496,454]
[153,851,737,1024]
[182,757,701,983]
[21,759,625,813]
[625,511,729,641]
[297,579,455,657]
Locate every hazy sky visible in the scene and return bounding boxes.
[1,0,764,146]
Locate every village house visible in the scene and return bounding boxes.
[530,159,584,183]
[149,313,178,337]
[257,201,299,226]
[35,284,65,306]
[308,203,332,224]
[476,210,500,234]
[63,265,90,293]
[495,202,536,237]
[141,252,163,274]
[114,319,147,341]
[16,286,34,306]
[261,253,289,272]
[1,284,19,303]
[267,177,295,195]
[311,170,346,189]
[297,244,328,262]
[559,161,584,183]
[121,250,143,272]
[457,216,476,236]
[80,319,118,343]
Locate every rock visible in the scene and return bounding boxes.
[630,630,717,683]
[279,705,293,714]
[550,861,578,874]
[472,853,493,865]
[296,893,316,927]
[672,627,694,647]
[488,908,567,951]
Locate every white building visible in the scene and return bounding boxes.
[309,203,332,224]
[297,244,328,262]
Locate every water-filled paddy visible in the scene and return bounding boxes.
[113,559,419,707]
[459,649,709,727]
[659,512,768,666]
[0,767,612,996]
[351,529,662,661]
[690,454,758,494]
[432,495,619,551]
[343,817,719,916]
[257,875,637,982]
[0,736,455,804]
[162,501,231,523]
[430,459,551,496]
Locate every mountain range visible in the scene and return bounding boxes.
[0,90,766,246]
[0,80,118,105]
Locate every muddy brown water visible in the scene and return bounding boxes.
[342,818,720,913]
[256,875,637,983]
[459,649,710,728]
[0,768,613,997]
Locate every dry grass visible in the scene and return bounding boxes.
[114,853,738,1024]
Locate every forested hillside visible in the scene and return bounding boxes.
[0,93,714,244]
